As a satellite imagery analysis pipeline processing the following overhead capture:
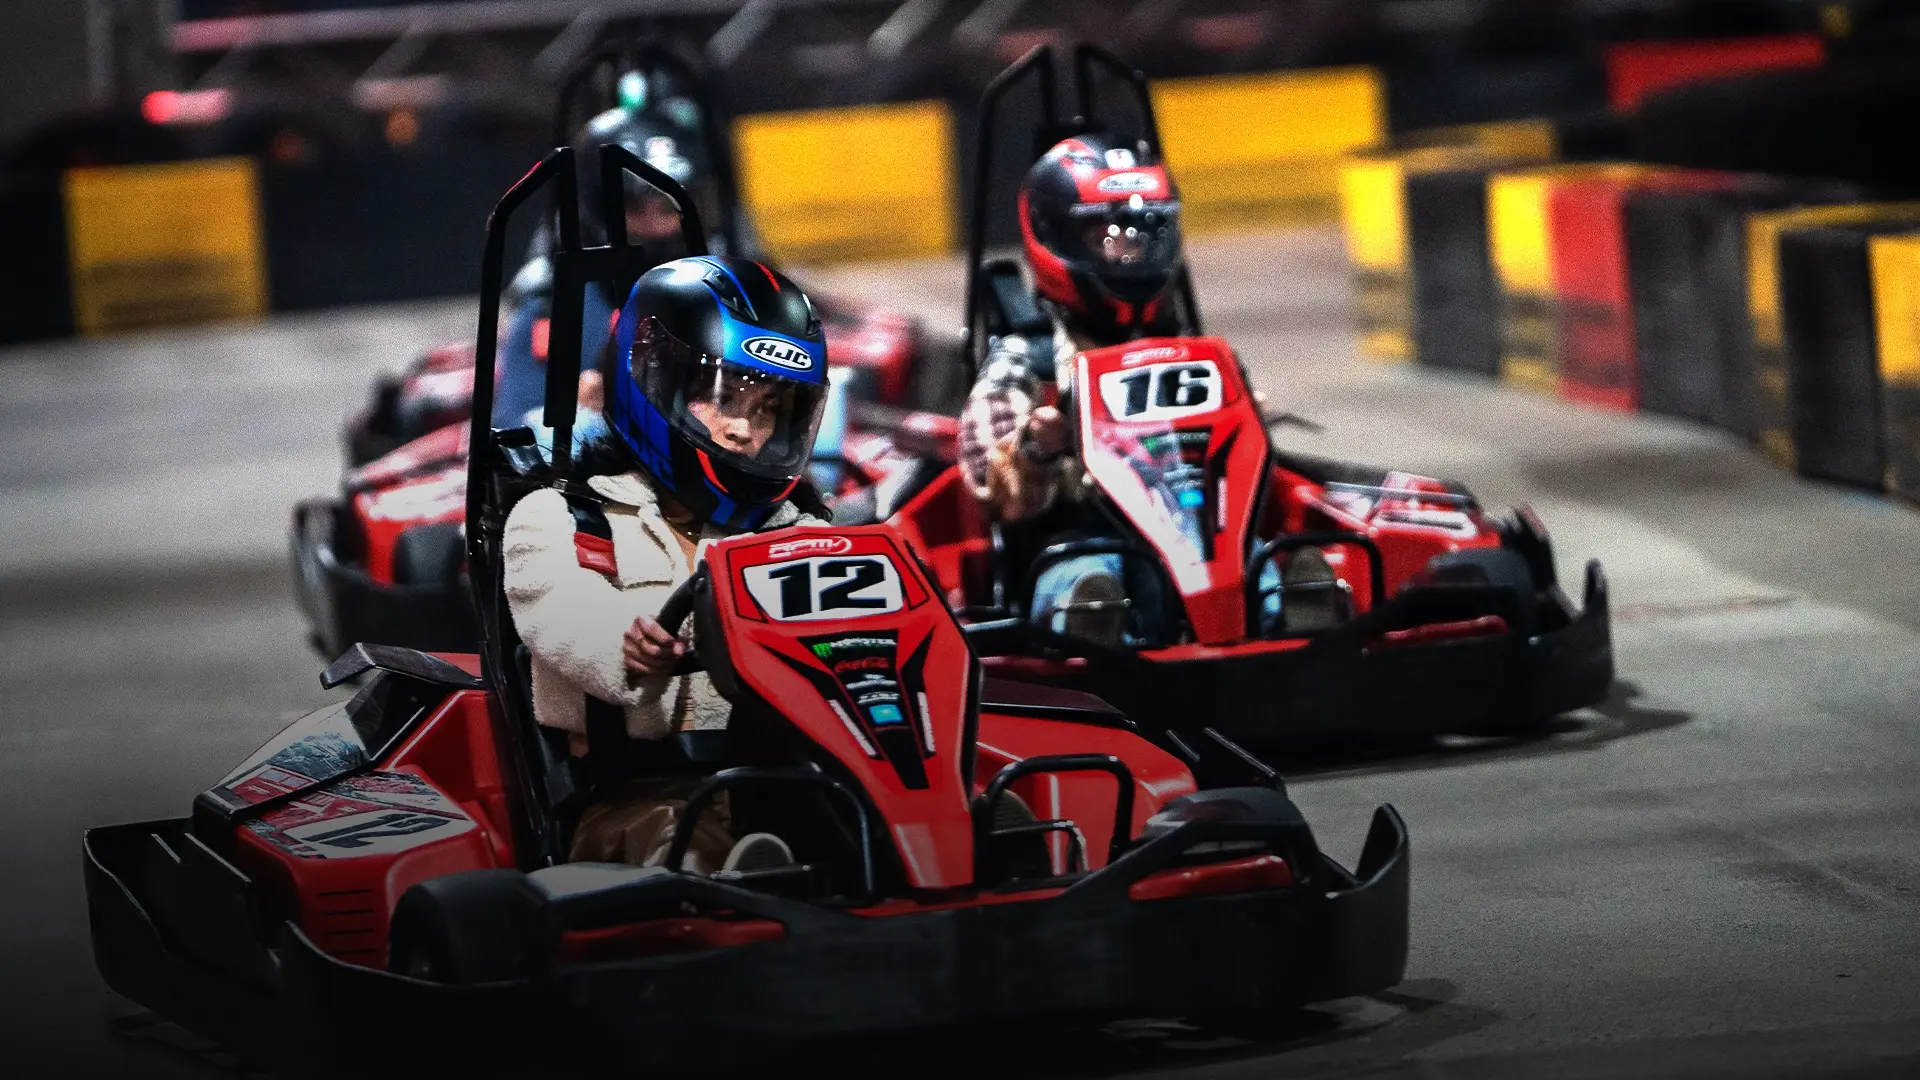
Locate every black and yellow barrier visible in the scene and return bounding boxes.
[1157,67,1386,234]
[1623,176,1863,426]
[1339,144,1544,364]
[1777,220,1920,490]
[1487,163,1652,394]
[62,158,268,334]
[734,100,957,265]
[1744,203,1920,470]
[1872,233,1920,504]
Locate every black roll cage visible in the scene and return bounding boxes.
[959,42,1202,384]
[465,144,709,864]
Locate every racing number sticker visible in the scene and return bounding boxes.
[1099,360,1221,422]
[743,554,905,621]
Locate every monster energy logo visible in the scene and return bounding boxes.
[809,635,895,660]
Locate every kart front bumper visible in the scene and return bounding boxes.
[289,498,478,658]
[989,559,1613,746]
[84,805,1408,1069]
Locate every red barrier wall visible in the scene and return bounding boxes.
[1549,170,1739,411]
[1604,35,1825,111]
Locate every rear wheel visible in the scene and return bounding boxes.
[387,870,545,984]
[391,523,465,589]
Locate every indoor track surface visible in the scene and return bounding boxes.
[5,230,1920,1078]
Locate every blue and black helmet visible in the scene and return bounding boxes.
[606,255,829,530]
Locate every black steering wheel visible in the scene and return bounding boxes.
[654,567,708,676]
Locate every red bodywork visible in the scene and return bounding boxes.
[857,336,1510,663]
[226,523,1239,971]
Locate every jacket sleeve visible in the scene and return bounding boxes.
[957,335,1044,498]
[503,489,678,732]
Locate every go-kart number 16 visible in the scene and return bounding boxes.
[744,555,906,621]
[1098,360,1221,422]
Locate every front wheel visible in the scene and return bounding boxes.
[387,870,546,984]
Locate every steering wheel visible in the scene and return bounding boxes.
[653,568,708,676]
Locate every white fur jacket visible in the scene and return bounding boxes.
[503,470,824,753]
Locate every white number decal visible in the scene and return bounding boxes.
[1098,360,1221,422]
[743,555,905,621]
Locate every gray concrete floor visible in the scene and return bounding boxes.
[3,229,1918,1077]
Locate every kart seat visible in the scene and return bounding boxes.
[979,677,1135,731]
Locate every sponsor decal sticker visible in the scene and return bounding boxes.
[1103,148,1137,169]
[1097,171,1158,194]
[743,336,815,371]
[768,535,854,560]
[1120,344,1187,366]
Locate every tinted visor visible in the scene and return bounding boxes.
[1063,197,1182,279]
[630,317,825,477]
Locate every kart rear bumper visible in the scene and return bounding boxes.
[289,498,478,657]
[84,805,1407,1066]
[988,559,1613,745]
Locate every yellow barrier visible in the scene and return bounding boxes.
[1153,66,1385,232]
[1486,163,1656,392]
[1870,233,1920,502]
[1744,202,1920,469]
[1396,119,1559,160]
[1338,144,1534,362]
[62,158,268,334]
[734,100,957,264]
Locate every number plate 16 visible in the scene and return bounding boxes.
[742,555,906,622]
[1097,359,1222,422]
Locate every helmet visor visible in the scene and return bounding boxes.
[630,317,825,477]
[1064,197,1182,278]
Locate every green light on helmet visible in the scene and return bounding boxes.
[617,72,647,109]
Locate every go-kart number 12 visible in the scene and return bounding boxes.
[744,555,906,621]
[1099,360,1220,422]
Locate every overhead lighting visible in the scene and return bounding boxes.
[141,88,230,125]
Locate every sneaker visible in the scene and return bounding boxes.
[1060,572,1128,648]
[1281,547,1346,632]
[987,790,1057,881]
[720,833,795,874]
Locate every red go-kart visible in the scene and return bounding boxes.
[85,146,1408,1071]
[827,45,1613,750]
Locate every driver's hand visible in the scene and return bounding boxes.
[623,615,685,678]
[1025,405,1068,457]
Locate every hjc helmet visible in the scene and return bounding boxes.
[1018,132,1184,338]
[573,105,721,258]
[605,256,828,530]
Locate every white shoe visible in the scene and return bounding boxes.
[721,832,794,874]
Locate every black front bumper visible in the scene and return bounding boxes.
[289,499,478,658]
[1000,560,1613,747]
[84,807,1407,1069]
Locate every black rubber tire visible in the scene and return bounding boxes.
[1425,545,1535,595]
[387,870,546,984]
[391,523,466,588]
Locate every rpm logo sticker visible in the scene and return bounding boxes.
[1097,171,1158,194]
[744,555,904,621]
[767,535,854,560]
[743,336,814,371]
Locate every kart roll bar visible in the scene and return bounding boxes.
[1247,531,1389,633]
[960,43,1198,384]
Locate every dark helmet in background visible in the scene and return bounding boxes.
[1018,132,1184,338]
[604,256,829,530]
[573,105,721,260]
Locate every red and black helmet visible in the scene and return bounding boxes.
[1018,132,1183,337]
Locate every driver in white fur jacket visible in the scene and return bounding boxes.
[503,256,831,873]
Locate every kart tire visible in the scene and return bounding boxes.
[387,870,547,984]
[391,523,465,588]
[1425,545,1534,597]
